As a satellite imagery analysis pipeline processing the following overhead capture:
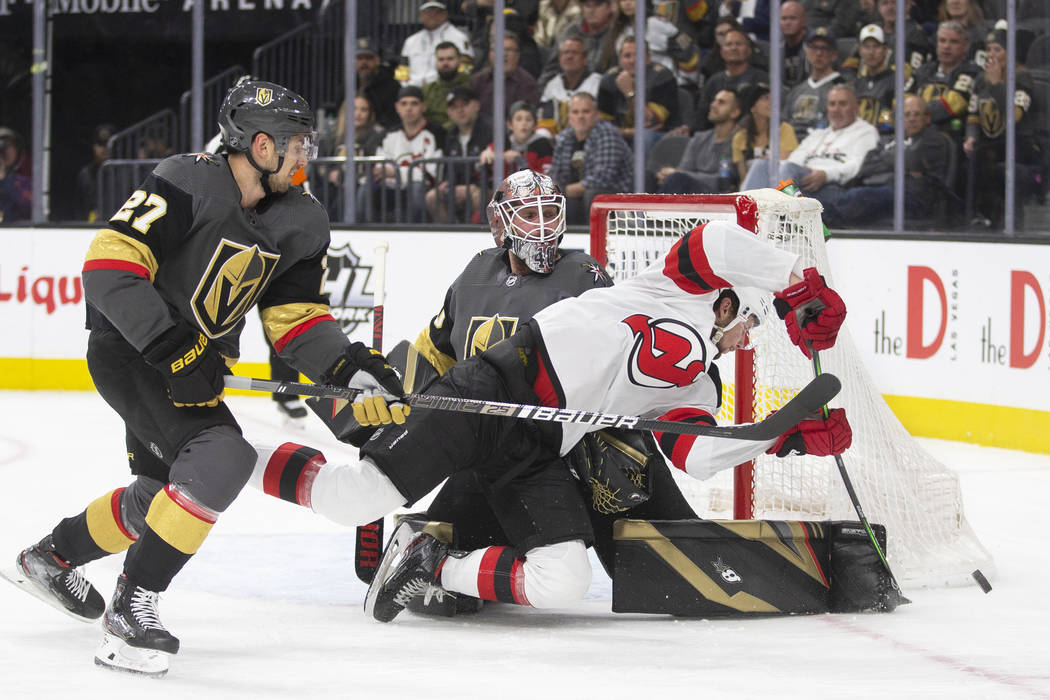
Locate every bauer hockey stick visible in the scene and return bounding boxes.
[810,346,909,606]
[355,242,389,584]
[226,372,841,440]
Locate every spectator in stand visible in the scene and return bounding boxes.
[534,0,582,49]
[480,100,555,177]
[325,95,387,220]
[700,17,739,81]
[423,41,472,129]
[694,27,767,132]
[784,27,846,141]
[905,20,980,146]
[75,123,114,222]
[938,0,989,65]
[847,24,897,132]
[964,28,1039,229]
[731,83,799,183]
[656,88,742,194]
[781,1,811,90]
[820,95,952,227]
[555,0,620,76]
[538,35,604,136]
[802,0,868,41]
[425,86,493,223]
[470,32,541,117]
[741,84,879,206]
[0,127,31,224]
[400,1,474,87]
[874,0,932,80]
[355,37,402,130]
[549,92,633,224]
[470,10,545,80]
[362,85,445,223]
[597,34,681,154]
[629,0,703,94]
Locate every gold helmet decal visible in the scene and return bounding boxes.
[192,239,280,337]
[256,87,274,106]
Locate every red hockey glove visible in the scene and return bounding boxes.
[774,267,847,359]
[766,408,852,458]
[142,321,229,407]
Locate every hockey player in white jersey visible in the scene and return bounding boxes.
[251,186,852,621]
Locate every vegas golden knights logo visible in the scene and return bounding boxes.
[256,87,274,106]
[464,315,519,358]
[192,239,280,337]
[979,97,1004,138]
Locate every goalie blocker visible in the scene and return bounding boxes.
[612,518,901,615]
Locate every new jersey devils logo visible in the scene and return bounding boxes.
[623,314,707,388]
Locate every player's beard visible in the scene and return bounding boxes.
[266,169,293,194]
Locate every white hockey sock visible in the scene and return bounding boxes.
[440,540,591,608]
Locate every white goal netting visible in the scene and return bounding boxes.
[592,189,994,585]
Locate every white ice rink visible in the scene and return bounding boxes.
[1,391,1048,699]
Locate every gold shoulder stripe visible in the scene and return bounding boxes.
[261,302,334,348]
[84,228,159,280]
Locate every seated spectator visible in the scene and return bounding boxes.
[905,20,980,145]
[554,0,620,76]
[634,0,703,92]
[963,28,1040,229]
[694,27,767,132]
[847,24,896,132]
[355,37,401,130]
[820,95,952,227]
[656,88,742,194]
[549,92,633,224]
[361,86,445,223]
[597,34,681,154]
[423,41,472,129]
[803,0,867,40]
[780,1,811,90]
[731,83,799,183]
[470,32,541,117]
[324,95,386,220]
[538,35,604,136]
[784,27,846,141]
[425,86,493,223]
[480,100,554,177]
[938,0,989,65]
[399,1,474,87]
[534,0,582,49]
[741,84,879,207]
[0,127,31,224]
[471,9,545,80]
[75,123,114,222]
[873,0,932,81]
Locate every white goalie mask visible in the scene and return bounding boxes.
[711,286,772,350]
[487,170,566,274]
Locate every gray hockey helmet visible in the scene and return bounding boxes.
[217,79,317,159]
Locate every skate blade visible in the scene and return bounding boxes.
[363,521,418,621]
[0,564,99,624]
[94,633,171,678]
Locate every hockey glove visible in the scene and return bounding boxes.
[567,429,651,514]
[142,321,229,407]
[324,342,409,427]
[773,267,847,359]
[767,408,852,458]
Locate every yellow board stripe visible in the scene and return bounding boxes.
[144,487,215,555]
[85,489,136,554]
[3,358,1048,454]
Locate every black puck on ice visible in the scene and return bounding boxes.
[972,569,992,593]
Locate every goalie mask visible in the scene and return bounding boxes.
[711,286,772,350]
[487,170,566,274]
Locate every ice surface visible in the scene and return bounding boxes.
[1,391,1047,699]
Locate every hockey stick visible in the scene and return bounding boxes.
[355,242,389,585]
[226,372,841,440]
[809,347,909,606]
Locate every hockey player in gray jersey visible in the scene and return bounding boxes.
[2,80,406,676]
[249,179,853,622]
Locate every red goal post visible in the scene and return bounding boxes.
[588,191,994,585]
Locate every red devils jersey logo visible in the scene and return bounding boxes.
[623,314,707,389]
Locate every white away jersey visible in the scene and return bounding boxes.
[532,219,802,479]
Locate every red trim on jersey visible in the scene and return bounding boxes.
[263,443,302,500]
[82,259,152,281]
[273,314,336,353]
[533,351,560,408]
[510,557,530,606]
[477,546,505,601]
[109,487,138,542]
[938,96,954,116]
[663,226,732,295]
[653,407,715,471]
[296,453,325,510]
[164,484,218,524]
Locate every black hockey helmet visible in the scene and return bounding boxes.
[218,78,317,159]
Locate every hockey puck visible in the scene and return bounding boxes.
[972,569,992,593]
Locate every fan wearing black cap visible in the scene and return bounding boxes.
[783,27,847,140]
[74,123,115,221]
[425,85,493,223]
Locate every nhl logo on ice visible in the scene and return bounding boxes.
[256,87,274,106]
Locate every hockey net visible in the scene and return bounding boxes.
[589,191,993,585]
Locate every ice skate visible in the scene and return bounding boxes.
[0,535,104,622]
[275,397,309,428]
[364,520,450,623]
[94,574,179,677]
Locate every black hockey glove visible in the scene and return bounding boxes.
[568,429,651,514]
[323,342,409,427]
[142,321,229,407]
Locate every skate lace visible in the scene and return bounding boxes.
[393,577,432,607]
[129,587,165,631]
[63,568,91,602]
[422,584,447,607]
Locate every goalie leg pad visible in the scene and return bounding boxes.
[827,521,903,613]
